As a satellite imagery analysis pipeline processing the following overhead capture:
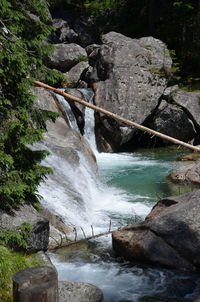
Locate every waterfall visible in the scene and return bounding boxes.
[78,88,97,153]
[54,89,79,132]
[39,88,150,235]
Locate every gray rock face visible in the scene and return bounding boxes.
[171,90,200,130]
[148,100,196,144]
[113,190,200,270]
[0,204,49,252]
[47,43,87,72]
[62,61,89,88]
[86,32,172,151]
[58,281,103,302]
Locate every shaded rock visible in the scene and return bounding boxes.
[147,100,196,145]
[73,15,97,47]
[47,43,87,72]
[113,190,200,270]
[0,204,49,252]
[61,61,89,88]
[58,281,103,302]
[87,32,172,151]
[112,227,194,270]
[85,44,101,56]
[51,18,79,44]
[170,90,200,132]
[168,162,200,186]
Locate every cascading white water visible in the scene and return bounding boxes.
[39,90,198,302]
[39,90,150,235]
[55,89,79,132]
[79,88,97,152]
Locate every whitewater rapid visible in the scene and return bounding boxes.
[38,90,198,302]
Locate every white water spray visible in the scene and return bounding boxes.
[39,89,151,235]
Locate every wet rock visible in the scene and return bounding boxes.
[168,162,200,186]
[33,87,96,169]
[86,32,172,151]
[46,43,87,72]
[113,190,200,270]
[58,281,103,302]
[0,204,49,252]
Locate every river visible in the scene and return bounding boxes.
[40,90,200,302]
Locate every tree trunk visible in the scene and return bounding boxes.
[13,266,58,302]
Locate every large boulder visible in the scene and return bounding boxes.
[0,204,49,252]
[112,190,200,270]
[47,43,87,72]
[170,90,200,131]
[147,100,196,145]
[86,32,172,152]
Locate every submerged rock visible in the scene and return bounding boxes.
[113,190,200,270]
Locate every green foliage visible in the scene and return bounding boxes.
[0,0,57,210]
[181,77,200,92]
[83,0,122,15]
[0,245,39,301]
[0,222,32,251]
[77,55,88,62]
[155,0,200,78]
[49,0,122,18]
[35,66,65,87]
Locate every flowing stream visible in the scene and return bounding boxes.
[40,90,200,302]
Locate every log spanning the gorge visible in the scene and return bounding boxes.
[35,80,200,153]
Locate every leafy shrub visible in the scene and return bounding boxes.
[0,223,32,251]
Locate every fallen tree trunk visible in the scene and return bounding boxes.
[48,230,113,251]
[35,80,200,153]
